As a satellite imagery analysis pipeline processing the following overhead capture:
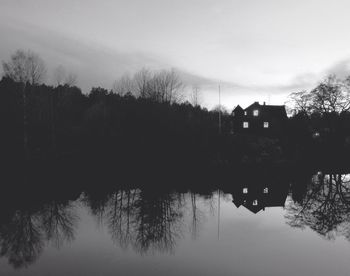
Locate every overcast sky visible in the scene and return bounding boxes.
[1,0,350,109]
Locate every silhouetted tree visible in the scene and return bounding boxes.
[134,68,184,103]
[288,90,313,116]
[112,73,135,96]
[289,75,350,115]
[2,50,46,158]
[53,65,77,87]
[191,85,201,107]
[2,50,46,85]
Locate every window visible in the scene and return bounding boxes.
[263,187,268,194]
[253,110,259,116]
[232,112,235,117]
[243,122,249,128]
[253,200,258,206]
[244,111,247,116]
[243,188,248,194]
[263,122,269,128]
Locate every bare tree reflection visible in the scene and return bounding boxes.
[286,173,350,240]
[132,190,184,254]
[0,200,78,269]
[39,201,78,248]
[105,189,139,249]
[0,211,43,268]
[189,192,205,239]
[86,189,186,254]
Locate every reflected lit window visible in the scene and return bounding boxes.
[243,122,249,128]
[253,110,259,116]
[264,122,269,128]
[253,200,258,206]
[243,188,248,194]
[263,187,268,194]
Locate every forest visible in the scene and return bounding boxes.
[1,50,350,174]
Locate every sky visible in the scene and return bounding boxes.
[1,0,350,109]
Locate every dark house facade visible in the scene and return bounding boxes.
[231,101,287,135]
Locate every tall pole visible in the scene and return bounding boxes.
[218,85,221,135]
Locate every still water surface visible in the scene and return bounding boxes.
[1,171,350,276]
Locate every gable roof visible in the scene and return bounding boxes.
[245,102,287,118]
[233,105,243,111]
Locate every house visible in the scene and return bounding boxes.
[231,101,287,135]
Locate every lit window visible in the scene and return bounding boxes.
[253,110,259,116]
[243,122,249,128]
[263,187,268,194]
[244,111,247,116]
[243,188,248,194]
[253,200,258,206]
[264,122,269,128]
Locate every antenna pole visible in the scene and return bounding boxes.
[219,85,221,135]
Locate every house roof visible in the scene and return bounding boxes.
[233,105,243,111]
[245,102,287,118]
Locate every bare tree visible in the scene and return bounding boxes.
[65,73,77,87]
[112,73,135,96]
[2,50,46,85]
[134,68,184,103]
[156,69,184,103]
[310,75,349,114]
[2,50,47,157]
[288,90,313,115]
[211,104,228,115]
[53,65,77,87]
[191,85,201,107]
[289,75,350,115]
[134,68,152,98]
[53,65,66,86]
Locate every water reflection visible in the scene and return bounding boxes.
[286,173,350,240]
[1,168,350,271]
[0,199,77,268]
[86,189,185,254]
[227,173,290,213]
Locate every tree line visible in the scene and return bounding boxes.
[2,49,350,167]
[1,50,233,169]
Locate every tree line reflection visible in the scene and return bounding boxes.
[1,170,350,269]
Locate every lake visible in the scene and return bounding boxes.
[1,169,350,276]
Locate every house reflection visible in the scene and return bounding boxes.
[229,173,290,213]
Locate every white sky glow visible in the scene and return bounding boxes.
[1,0,350,109]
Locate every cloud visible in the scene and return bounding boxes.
[326,58,350,79]
[0,20,236,96]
